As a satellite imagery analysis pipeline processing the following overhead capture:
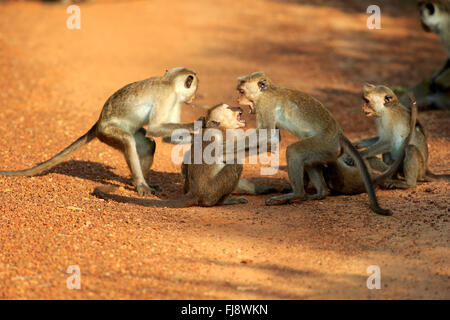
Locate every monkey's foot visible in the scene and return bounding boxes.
[305,190,329,200]
[382,179,412,190]
[136,183,157,196]
[149,183,163,192]
[265,193,303,206]
[255,185,278,195]
[221,197,248,205]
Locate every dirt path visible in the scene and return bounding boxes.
[0,0,448,299]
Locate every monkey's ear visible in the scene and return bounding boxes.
[363,83,376,92]
[206,120,220,128]
[185,75,194,88]
[258,79,268,91]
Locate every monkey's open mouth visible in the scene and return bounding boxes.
[246,104,255,114]
[237,110,246,125]
[362,103,375,117]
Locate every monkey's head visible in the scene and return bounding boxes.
[418,0,450,33]
[165,67,198,104]
[206,103,246,129]
[362,83,398,117]
[236,72,272,114]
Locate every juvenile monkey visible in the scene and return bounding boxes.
[323,94,417,194]
[95,104,263,207]
[236,72,391,215]
[0,67,201,196]
[356,83,450,188]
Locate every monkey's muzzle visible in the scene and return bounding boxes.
[362,103,375,117]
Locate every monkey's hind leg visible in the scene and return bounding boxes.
[135,128,162,191]
[97,125,156,196]
[304,166,330,200]
[266,140,310,205]
[383,145,421,189]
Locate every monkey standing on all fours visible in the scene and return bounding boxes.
[94,103,272,207]
[236,72,392,216]
[355,83,450,188]
[407,0,450,110]
[0,67,203,196]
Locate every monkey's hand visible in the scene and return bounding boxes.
[197,116,207,128]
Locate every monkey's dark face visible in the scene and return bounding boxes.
[418,1,447,33]
[236,72,272,114]
[208,104,246,129]
[362,84,397,117]
[237,81,263,114]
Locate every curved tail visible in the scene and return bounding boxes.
[93,185,199,208]
[373,93,418,184]
[340,134,392,216]
[0,124,98,177]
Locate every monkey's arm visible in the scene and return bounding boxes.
[359,140,392,159]
[222,129,278,161]
[353,136,379,149]
[147,116,206,140]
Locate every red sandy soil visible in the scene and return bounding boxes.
[0,0,448,299]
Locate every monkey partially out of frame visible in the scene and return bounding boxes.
[413,0,450,110]
[94,103,271,207]
[0,67,202,196]
[236,72,392,216]
[355,84,450,188]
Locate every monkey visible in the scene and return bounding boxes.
[355,83,450,189]
[94,103,267,207]
[236,72,392,216]
[322,93,418,194]
[412,0,450,110]
[419,0,450,57]
[0,67,202,196]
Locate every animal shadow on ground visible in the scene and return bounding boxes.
[45,160,181,193]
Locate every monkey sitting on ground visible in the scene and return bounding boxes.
[94,104,271,207]
[0,67,203,196]
[408,0,450,110]
[236,72,391,215]
[355,83,450,189]
[322,94,417,194]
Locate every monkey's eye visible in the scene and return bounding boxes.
[384,96,393,104]
[426,3,435,15]
[239,89,245,95]
[362,96,370,104]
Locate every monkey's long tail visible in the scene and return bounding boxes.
[0,124,98,177]
[93,185,199,208]
[340,134,392,216]
[373,94,418,185]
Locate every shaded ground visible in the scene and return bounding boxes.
[0,0,449,299]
